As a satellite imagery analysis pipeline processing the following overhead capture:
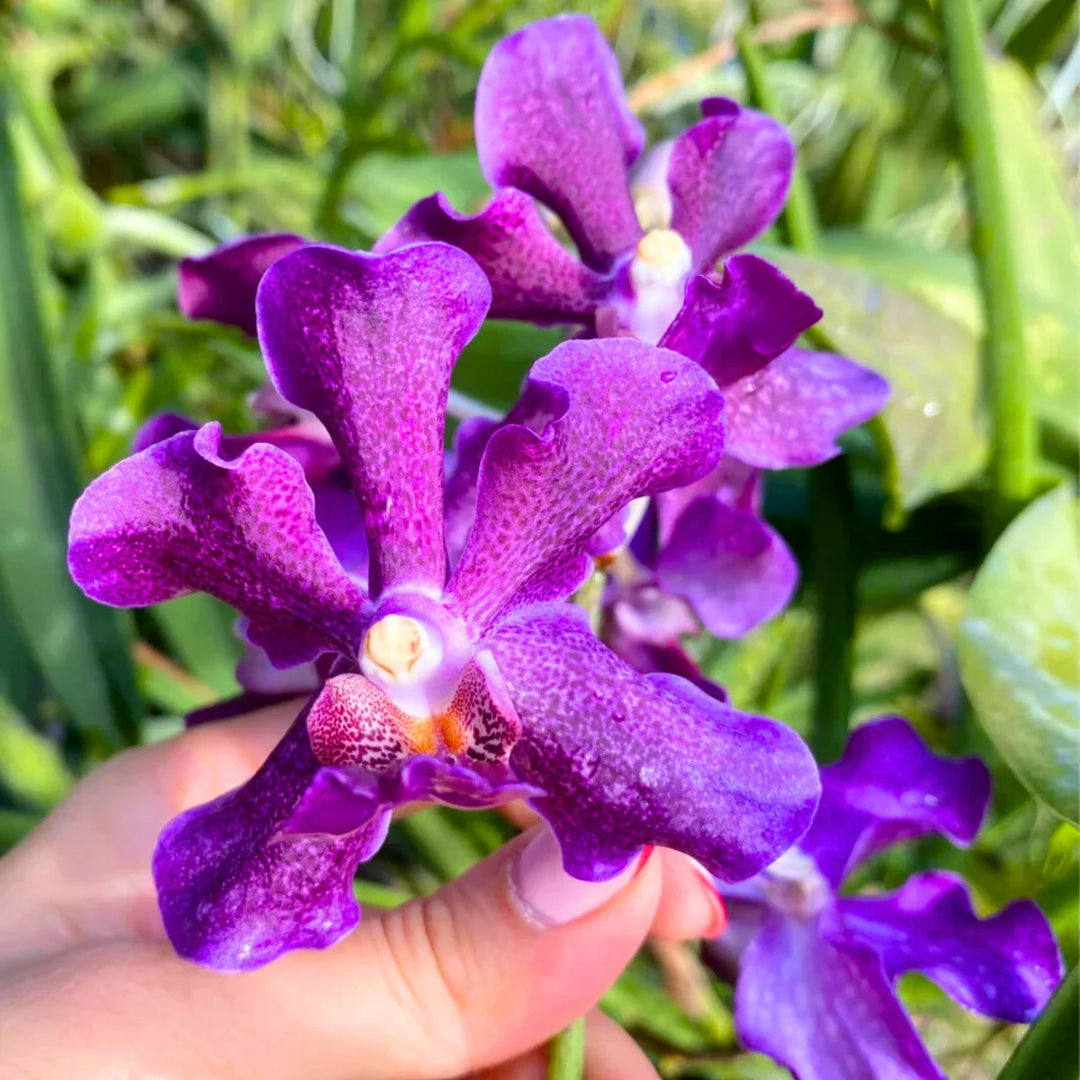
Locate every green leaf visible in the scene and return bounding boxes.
[819,231,1079,440]
[0,88,138,746]
[988,59,1080,313]
[958,486,1080,823]
[996,965,1079,1080]
[0,696,74,809]
[765,249,988,522]
[546,1017,586,1080]
[151,594,242,697]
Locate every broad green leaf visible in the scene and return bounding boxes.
[958,486,1080,823]
[820,231,1079,439]
[766,249,988,521]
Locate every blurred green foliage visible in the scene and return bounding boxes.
[0,0,1077,1075]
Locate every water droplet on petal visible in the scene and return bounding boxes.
[660,370,676,384]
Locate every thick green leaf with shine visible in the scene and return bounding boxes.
[959,486,1080,824]
[766,249,987,522]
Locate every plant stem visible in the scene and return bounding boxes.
[997,966,1078,1080]
[739,20,855,756]
[547,1016,586,1080]
[941,0,1035,518]
[736,26,820,253]
[808,457,857,761]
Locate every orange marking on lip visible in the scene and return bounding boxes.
[438,709,470,756]
[399,714,438,756]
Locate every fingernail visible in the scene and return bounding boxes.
[685,856,727,938]
[509,827,650,929]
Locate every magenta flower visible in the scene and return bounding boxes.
[375,15,888,648]
[707,717,1063,1080]
[377,14,793,345]
[69,242,819,970]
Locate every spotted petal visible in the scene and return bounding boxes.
[475,14,644,272]
[153,718,389,972]
[838,871,1062,1023]
[802,717,992,888]
[377,190,610,326]
[660,255,821,386]
[257,243,491,595]
[653,495,798,638]
[447,339,725,632]
[724,348,890,469]
[488,604,819,881]
[735,912,944,1080]
[178,233,306,337]
[668,100,794,273]
[68,423,367,669]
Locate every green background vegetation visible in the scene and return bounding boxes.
[0,1,1077,1075]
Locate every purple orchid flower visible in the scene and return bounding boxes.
[374,14,888,650]
[68,241,820,971]
[706,717,1063,1080]
[377,14,793,345]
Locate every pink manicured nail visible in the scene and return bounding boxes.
[509,827,649,928]
[684,855,728,937]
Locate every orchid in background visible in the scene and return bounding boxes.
[706,717,1063,1080]
[379,13,889,655]
[68,241,820,971]
[173,17,890,669]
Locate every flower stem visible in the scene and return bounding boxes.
[736,26,820,253]
[547,1016,586,1080]
[941,0,1035,520]
[808,456,857,761]
[997,966,1078,1080]
[739,19,855,757]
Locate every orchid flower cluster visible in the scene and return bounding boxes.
[708,717,1063,1080]
[66,15,1060,1071]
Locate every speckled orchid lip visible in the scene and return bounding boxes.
[69,238,822,971]
[707,717,1064,1080]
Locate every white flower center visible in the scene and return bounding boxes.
[361,614,442,685]
[625,229,693,345]
[763,848,830,919]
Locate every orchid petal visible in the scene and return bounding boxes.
[377,190,609,325]
[68,423,367,669]
[257,243,491,594]
[153,718,388,972]
[178,233,306,337]
[660,255,821,385]
[654,496,798,638]
[838,871,1062,1023]
[724,347,890,469]
[735,913,944,1080]
[668,100,794,272]
[475,14,644,272]
[447,339,724,632]
[488,604,819,882]
[802,717,991,887]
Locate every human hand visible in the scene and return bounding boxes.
[0,701,725,1079]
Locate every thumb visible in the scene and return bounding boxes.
[285,824,661,1078]
[11,825,661,1080]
